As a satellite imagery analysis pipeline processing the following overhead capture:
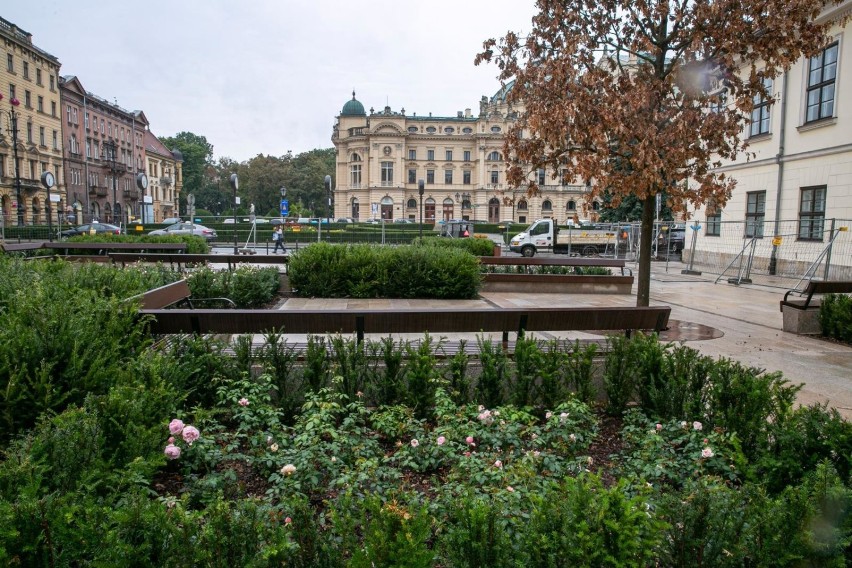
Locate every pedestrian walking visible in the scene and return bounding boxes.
[272,225,285,253]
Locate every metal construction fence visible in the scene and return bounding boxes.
[680,218,852,290]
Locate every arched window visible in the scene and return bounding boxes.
[487,151,501,161]
[517,199,528,211]
[592,201,601,211]
[407,198,417,209]
[350,153,362,162]
[542,199,552,211]
[567,200,576,211]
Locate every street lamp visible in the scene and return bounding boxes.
[230,173,239,254]
[324,175,332,221]
[41,171,56,241]
[0,94,24,226]
[418,179,425,240]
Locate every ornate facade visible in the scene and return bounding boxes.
[331,88,599,224]
[0,17,63,226]
[59,75,148,225]
[143,129,182,223]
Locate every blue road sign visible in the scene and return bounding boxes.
[280,199,289,216]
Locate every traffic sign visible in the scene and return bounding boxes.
[280,199,289,216]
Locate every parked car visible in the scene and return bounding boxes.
[658,223,686,253]
[161,217,181,224]
[336,217,355,223]
[393,218,414,224]
[223,218,236,224]
[148,221,217,241]
[59,222,122,238]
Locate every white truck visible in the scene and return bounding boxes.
[508,218,622,257]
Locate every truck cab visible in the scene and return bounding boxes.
[509,219,555,257]
[509,218,622,257]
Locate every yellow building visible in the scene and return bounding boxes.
[331,87,600,224]
[144,130,182,222]
[0,17,63,227]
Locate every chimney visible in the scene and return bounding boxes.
[457,111,463,117]
[464,108,472,117]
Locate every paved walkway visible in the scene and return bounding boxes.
[277,257,852,418]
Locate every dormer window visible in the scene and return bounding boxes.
[491,126,502,133]
[444,127,454,134]
[462,127,473,134]
[408,126,419,133]
[426,126,437,133]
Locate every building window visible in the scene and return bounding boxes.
[39,126,45,146]
[806,42,838,123]
[101,119,105,134]
[518,199,528,211]
[491,170,499,184]
[745,191,765,238]
[72,108,77,124]
[26,121,33,144]
[463,150,471,161]
[487,151,501,161]
[408,168,416,184]
[444,127,454,134]
[463,170,471,185]
[798,185,826,241]
[37,95,43,112]
[23,61,29,79]
[67,105,71,123]
[427,149,435,161]
[750,77,772,137]
[592,201,600,211]
[426,126,436,133]
[408,126,418,133]
[567,200,576,211]
[542,199,552,211]
[706,212,721,236]
[49,75,54,90]
[491,126,502,133]
[444,170,453,184]
[426,169,435,184]
[52,130,58,150]
[24,91,31,108]
[538,168,546,185]
[36,68,42,85]
[84,112,89,129]
[51,101,56,116]
[381,161,394,186]
[350,164,361,187]
[351,152,361,162]
[407,198,417,209]
[408,149,416,160]
[462,127,473,134]
[445,150,453,161]
[6,53,12,72]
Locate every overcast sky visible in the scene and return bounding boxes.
[5,1,537,162]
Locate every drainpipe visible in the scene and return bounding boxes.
[768,71,788,275]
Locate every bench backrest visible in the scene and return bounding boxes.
[45,242,187,251]
[805,280,852,295]
[140,306,671,338]
[109,252,288,265]
[138,280,193,309]
[479,257,625,267]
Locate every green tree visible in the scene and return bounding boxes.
[160,131,215,202]
[477,0,840,306]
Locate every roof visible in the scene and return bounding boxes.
[144,130,174,158]
[341,91,366,116]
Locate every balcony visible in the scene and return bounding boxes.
[160,177,173,185]
[124,188,140,200]
[20,178,41,192]
[89,184,107,197]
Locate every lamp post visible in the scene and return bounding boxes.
[230,173,239,254]
[324,175,332,222]
[41,171,56,241]
[418,179,425,240]
[0,94,24,226]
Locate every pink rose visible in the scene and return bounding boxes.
[238,397,249,407]
[507,486,515,492]
[655,423,662,431]
[182,425,200,445]
[164,444,181,460]
[437,436,446,446]
[167,436,175,444]
[410,439,419,448]
[168,419,185,435]
[494,459,503,468]
[284,517,292,525]
[465,436,475,446]
[701,447,714,459]
[693,421,703,431]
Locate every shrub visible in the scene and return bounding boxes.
[417,235,496,256]
[820,293,852,343]
[65,233,209,254]
[288,243,481,299]
[187,265,279,308]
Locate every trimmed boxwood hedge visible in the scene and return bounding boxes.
[417,235,497,256]
[288,242,482,299]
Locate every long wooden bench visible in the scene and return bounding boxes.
[109,252,289,270]
[45,242,187,254]
[480,256,631,275]
[0,242,46,253]
[140,305,671,343]
[780,280,852,334]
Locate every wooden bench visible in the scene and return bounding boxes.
[108,252,289,271]
[780,280,852,334]
[480,256,631,276]
[131,279,236,310]
[140,305,671,343]
[0,242,46,253]
[44,242,188,255]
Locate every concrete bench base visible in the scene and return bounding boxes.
[782,304,822,335]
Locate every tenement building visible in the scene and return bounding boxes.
[687,0,852,279]
[143,129,182,223]
[59,75,149,225]
[331,87,600,224]
[0,17,64,226]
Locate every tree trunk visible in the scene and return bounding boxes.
[636,196,656,307]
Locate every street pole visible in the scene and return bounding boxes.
[418,179,424,240]
[230,173,239,254]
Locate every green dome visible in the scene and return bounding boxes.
[341,91,366,116]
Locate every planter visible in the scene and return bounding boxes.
[481,273,633,294]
